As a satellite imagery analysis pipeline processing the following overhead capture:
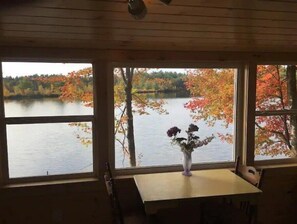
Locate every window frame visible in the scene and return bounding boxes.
[0,60,98,185]
[253,63,297,166]
[2,57,296,184]
[109,62,246,176]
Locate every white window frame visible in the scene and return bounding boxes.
[253,63,297,166]
[0,60,98,185]
[109,62,246,176]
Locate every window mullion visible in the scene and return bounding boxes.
[0,62,9,185]
[235,64,246,162]
[93,60,109,179]
[255,110,297,116]
[244,62,257,166]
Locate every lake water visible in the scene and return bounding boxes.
[4,97,267,178]
[115,97,234,168]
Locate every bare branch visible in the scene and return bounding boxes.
[120,68,127,85]
[114,105,127,135]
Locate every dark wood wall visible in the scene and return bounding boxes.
[0,47,296,224]
[0,181,111,224]
[258,166,297,224]
[0,160,296,223]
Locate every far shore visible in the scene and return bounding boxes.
[4,94,60,100]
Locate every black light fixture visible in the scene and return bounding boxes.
[128,0,172,20]
[128,0,147,20]
[159,0,172,5]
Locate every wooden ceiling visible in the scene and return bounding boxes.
[1,0,297,52]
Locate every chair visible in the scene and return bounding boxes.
[204,156,264,224]
[223,157,264,224]
[104,162,149,224]
[235,158,265,224]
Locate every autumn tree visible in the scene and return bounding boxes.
[255,65,297,157]
[40,67,167,167]
[114,68,167,166]
[37,68,94,146]
[184,67,297,158]
[184,69,235,144]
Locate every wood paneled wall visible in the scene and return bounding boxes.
[0,181,111,224]
[0,166,296,224]
[258,166,297,224]
[0,46,296,224]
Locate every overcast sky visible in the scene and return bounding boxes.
[1,62,91,77]
[1,62,187,77]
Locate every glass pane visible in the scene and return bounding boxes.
[255,115,296,160]
[2,62,93,117]
[114,68,237,168]
[7,122,93,178]
[256,65,297,111]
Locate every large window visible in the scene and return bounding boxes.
[113,67,240,169]
[255,65,297,161]
[2,60,296,183]
[0,62,94,180]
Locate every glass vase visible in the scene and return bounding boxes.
[182,150,192,176]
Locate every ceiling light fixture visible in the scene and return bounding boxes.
[128,0,147,20]
[128,0,172,20]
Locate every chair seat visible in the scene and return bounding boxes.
[219,204,250,224]
[204,201,250,224]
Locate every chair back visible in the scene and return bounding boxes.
[104,162,124,224]
[234,155,240,175]
[233,157,265,224]
[234,156,265,188]
[238,165,265,188]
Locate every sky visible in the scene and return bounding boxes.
[1,62,92,77]
[1,62,187,77]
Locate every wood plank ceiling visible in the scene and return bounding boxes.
[1,0,297,52]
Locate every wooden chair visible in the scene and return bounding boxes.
[204,157,264,224]
[236,159,265,224]
[104,162,149,224]
[223,157,264,224]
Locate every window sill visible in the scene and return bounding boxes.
[2,177,99,189]
[113,162,235,177]
[0,177,100,197]
[256,163,297,170]
[255,157,297,168]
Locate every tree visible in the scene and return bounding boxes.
[184,67,297,158]
[114,68,167,166]
[184,69,235,143]
[48,67,166,167]
[255,65,297,157]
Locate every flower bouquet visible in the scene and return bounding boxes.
[167,124,215,176]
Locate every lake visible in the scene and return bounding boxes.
[4,96,266,178]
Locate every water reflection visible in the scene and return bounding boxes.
[4,98,93,117]
[140,90,190,99]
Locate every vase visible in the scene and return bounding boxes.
[182,150,192,176]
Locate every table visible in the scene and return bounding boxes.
[134,169,262,215]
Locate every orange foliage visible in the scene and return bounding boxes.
[57,67,93,107]
[184,66,297,157]
[184,69,235,127]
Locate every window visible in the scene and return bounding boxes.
[0,62,94,180]
[113,67,241,169]
[255,65,297,161]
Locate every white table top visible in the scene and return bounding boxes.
[134,169,262,213]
